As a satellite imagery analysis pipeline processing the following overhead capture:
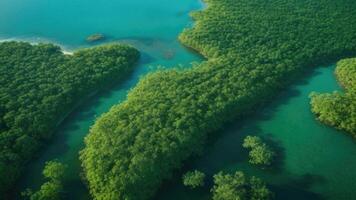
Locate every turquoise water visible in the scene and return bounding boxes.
[0,0,203,199]
[155,66,356,200]
[2,1,356,200]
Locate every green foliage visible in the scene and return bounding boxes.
[43,160,67,180]
[0,41,139,196]
[182,170,206,188]
[310,58,356,136]
[30,181,62,200]
[80,0,356,199]
[243,136,275,166]
[211,171,273,200]
[248,145,275,166]
[22,161,67,200]
[212,171,247,200]
[249,177,274,200]
[242,136,262,149]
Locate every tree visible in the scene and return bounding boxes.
[249,177,273,200]
[22,160,67,200]
[211,171,273,200]
[23,181,62,200]
[243,136,262,149]
[43,160,66,180]
[0,41,139,197]
[310,58,356,136]
[243,136,275,166]
[182,170,206,188]
[80,0,356,198]
[212,171,247,200]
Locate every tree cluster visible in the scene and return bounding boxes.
[22,160,67,200]
[212,171,273,200]
[182,170,206,188]
[242,136,275,166]
[310,58,356,136]
[80,0,356,199]
[0,41,139,197]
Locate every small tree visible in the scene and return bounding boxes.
[249,144,275,166]
[43,160,66,180]
[211,171,247,200]
[243,136,275,166]
[22,160,67,200]
[243,136,262,149]
[182,170,206,189]
[211,171,273,200]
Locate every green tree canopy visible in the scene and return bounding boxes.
[22,160,67,200]
[182,170,206,188]
[242,136,262,149]
[243,136,275,166]
[80,0,356,199]
[211,171,273,200]
[310,58,356,136]
[0,41,139,197]
[43,160,67,180]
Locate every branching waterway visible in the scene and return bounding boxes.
[155,65,356,200]
[1,0,356,200]
[0,0,203,199]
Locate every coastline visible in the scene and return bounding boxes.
[0,37,74,55]
[177,0,207,60]
[1,0,206,198]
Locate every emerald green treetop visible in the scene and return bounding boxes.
[243,136,275,166]
[182,170,206,188]
[211,171,273,200]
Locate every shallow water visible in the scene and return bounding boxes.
[155,66,356,200]
[2,1,356,200]
[0,0,203,199]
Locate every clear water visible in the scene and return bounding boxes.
[155,66,356,200]
[2,1,356,200]
[0,0,203,199]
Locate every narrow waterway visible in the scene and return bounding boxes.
[2,1,356,200]
[0,0,203,199]
[155,65,356,200]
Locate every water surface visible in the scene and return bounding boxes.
[0,0,203,199]
[2,1,356,200]
[156,66,356,200]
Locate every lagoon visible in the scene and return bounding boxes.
[155,66,356,200]
[0,0,203,199]
[1,0,355,200]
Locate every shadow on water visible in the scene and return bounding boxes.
[106,36,205,61]
[155,66,331,200]
[14,55,150,199]
[272,173,326,200]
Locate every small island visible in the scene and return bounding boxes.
[86,33,105,42]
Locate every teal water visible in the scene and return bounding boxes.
[2,1,356,200]
[0,0,203,199]
[155,66,356,200]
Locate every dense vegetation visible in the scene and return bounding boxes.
[211,171,273,200]
[243,136,275,166]
[182,170,206,188]
[22,160,67,200]
[310,58,356,136]
[80,0,356,199]
[0,41,139,197]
